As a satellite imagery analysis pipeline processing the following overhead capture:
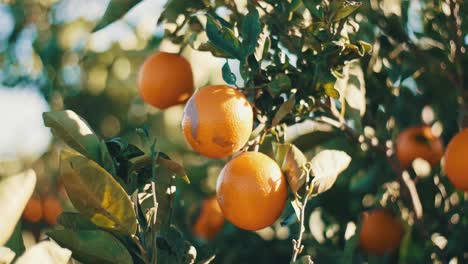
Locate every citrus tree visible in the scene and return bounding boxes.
[0,0,467,263]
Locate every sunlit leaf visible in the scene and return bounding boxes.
[273,143,307,194]
[60,150,137,235]
[206,16,242,59]
[0,170,36,246]
[0,247,15,264]
[330,0,362,22]
[93,0,142,32]
[334,60,366,116]
[15,241,71,264]
[309,150,351,195]
[272,95,296,126]
[43,110,101,163]
[47,229,132,264]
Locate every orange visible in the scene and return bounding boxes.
[138,51,194,109]
[444,128,468,191]
[182,85,253,158]
[42,196,63,225]
[396,126,444,169]
[23,196,43,223]
[216,152,288,231]
[192,197,225,240]
[359,209,404,256]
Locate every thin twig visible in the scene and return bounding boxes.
[290,171,312,263]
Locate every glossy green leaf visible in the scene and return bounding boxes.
[60,150,137,235]
[309,150,351,195]
[273,143,308,194]
[15,241,71,264]
[58,212,99,230]
[0,170,36,246]
[93,0,142,32]
[222,62,237,85]
[206,16,242,59]
[43,110,101,163]
[47,229,132,264]
[241,7,261,57]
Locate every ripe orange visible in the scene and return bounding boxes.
[216,152,288,231]
[396,126,444,169]
[182,85,253,158]
[192,197,225,240]
[359,209,404,256]
[42,196,63,225]
[444,128,468,191]
[23,196,43,223]
[138,51,194,109]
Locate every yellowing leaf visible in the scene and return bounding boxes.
[60,150,137,235]
[309,150,351,195]
[273,143,307,193]
[0,170,36,246]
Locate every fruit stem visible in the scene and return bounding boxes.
[290,173,312,264]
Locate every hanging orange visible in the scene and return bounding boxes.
[444,128,468,191]
[216,152,288,231]
[138,51,194,109]
[182,85,253,158]
[192,197,225,240]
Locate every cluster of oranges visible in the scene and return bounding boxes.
[22,194,63,226]
[138,51,467,255]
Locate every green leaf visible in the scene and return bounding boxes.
[272,143,308,194]
[47,229,132,264]
[0,170,36,246]
[60,150,137,235]
[205,16,242,59]
[131,154,190,184]
[272,95,296,126]
[330,0,362,22]
[100,140,116,176]
[241,7,261,57]
[157,226,196,264]
[308,150,351,195]
[5,222,25,256]
[269,73,292,95]
[93,0,142,32]
[222,62,237,85]
[295,255,314,264]
[43,110,101,163]
[58,212,99,230]
[15,241,71,264]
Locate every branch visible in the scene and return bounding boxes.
[289,170,311,264]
